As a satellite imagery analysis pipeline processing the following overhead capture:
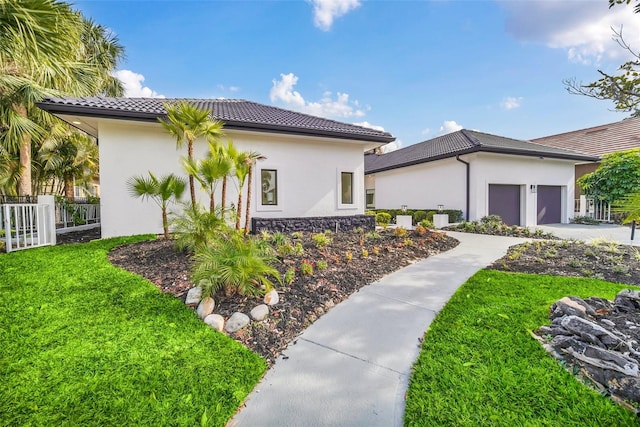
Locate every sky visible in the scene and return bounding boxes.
[73,0,640,152]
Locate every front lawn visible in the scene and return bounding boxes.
[0,237,265,426]
[405,270,639,426]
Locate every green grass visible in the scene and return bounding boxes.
[0,237,266,426]
[405,270,640,426]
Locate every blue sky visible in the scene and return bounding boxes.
[73,0,640,151]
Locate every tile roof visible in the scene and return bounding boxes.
[531,117,640,157]
[36,97,395,143]
[365,129,598,174]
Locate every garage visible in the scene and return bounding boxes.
[537,185,562,224]
[488,184,521,226]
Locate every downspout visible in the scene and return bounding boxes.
[456,155,470,221]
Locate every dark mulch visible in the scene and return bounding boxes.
[56,227,102,245]
[108,230,459,365]
[489,239,640,286]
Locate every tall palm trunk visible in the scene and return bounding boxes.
[221,176,227,211]
[244,164,254,234]
[236,183,243,230]
[16,104,32,196]
[161,205,169,239]
[64,175,75,200]
[187,141,196,206]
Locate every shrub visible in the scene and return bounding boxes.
[300,259,314,275]
[312,232,332,249]
[192,230,281,297]
[345,251,353,262]
[317,260,328,271]
[571,215,600,225]
[394,227,408,237]
[426,210,436,221]
[420,218,434,229]
[361,248,369,258]
[376,212,391,226]
[171,203,227,252]
[413,210,427,223]
[414,224,428,236]
[364,210,376,216]
[284,267,296,285]
[290,231,303,240]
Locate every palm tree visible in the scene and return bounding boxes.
[0,1,124,196]
[182,141,231,213]
[38,124,99,200]
[158,102,224,206]
[233,151,250,230]
[127,172,186,238]
[244,151,266,234]
[219,140,238,210]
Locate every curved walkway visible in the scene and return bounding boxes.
[230,232,527,427]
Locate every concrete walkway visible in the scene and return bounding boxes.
[230,232,527,427]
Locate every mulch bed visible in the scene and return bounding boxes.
[489,239,640,286]
[108,229,459,365]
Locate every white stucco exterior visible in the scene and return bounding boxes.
[368,152,577,226]
[98,119,372,238]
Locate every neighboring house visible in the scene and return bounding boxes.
[365,129,597,226]
[532,117,640,197]
[37,97,394,238]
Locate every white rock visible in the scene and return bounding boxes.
[185,287,202,307]
[264,289,279,306]
[204,314,225,331]
[225,312,250,333]
[197,297,215,319]
[250,304,269,321]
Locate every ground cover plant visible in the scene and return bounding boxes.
[445,215,557,239]
[109,228,458,365]
[405,269,640,426]
[0,237,265,426]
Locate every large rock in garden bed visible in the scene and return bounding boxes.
[536,291,640,411]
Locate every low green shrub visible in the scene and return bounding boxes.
[376,212,391,226]
[413,210,427,223]
[571,215,600,225]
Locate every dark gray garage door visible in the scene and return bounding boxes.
[537,185,562,225]
[489,184,521,226]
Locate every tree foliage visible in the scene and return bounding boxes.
[577,149,640,203]
[565,0,640,114]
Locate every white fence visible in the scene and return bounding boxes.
[575,195,611,222]
[2,196,100,252]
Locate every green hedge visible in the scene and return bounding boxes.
[372,209,463,223]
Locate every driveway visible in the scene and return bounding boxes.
[535,223,640,246]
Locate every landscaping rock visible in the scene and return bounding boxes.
[185,287,202,307]
[264,289,279,306]
[204,314,225,331]
[225,312,250,333]
[250,304,269,321]
[537,291,640,410]
[197,297,215,319]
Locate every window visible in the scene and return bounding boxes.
[366,189,375,209]
[341,172,353,205]
[261,169,278,206]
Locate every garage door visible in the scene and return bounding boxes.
[488,184,521,226]
[537,185,562,225]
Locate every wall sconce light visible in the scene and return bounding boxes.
[530,185,537,193]
[437,204,444,213]
[401,205,407,213]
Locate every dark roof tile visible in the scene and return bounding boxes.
[37,97,395,143]
[365,129,598,174]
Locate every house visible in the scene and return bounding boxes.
[37,97,395,238]
[532,117,640,197]
[365,129,597,226]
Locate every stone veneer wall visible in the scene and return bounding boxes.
[251,215,375,234]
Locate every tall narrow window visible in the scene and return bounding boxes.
[341,172,353,205]
[261,169,278,205]
[366,189,375,209]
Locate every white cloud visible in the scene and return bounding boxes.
[113,69,164,98]
[421,127,431,136]
[353,121,385,132]
[217,84,240,93]
[438,120,463,135]
[501,96,523,110]
[270,73,366,119]
[502,1,640,64]
[381,139,402,153]
[310,0,361,31]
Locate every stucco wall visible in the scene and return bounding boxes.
[366,157,467,211]
[98,119,368,238]
[369,152,576,226]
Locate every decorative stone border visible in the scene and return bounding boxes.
[251,215,375,234]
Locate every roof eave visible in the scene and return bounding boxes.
[37,101,396,144]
